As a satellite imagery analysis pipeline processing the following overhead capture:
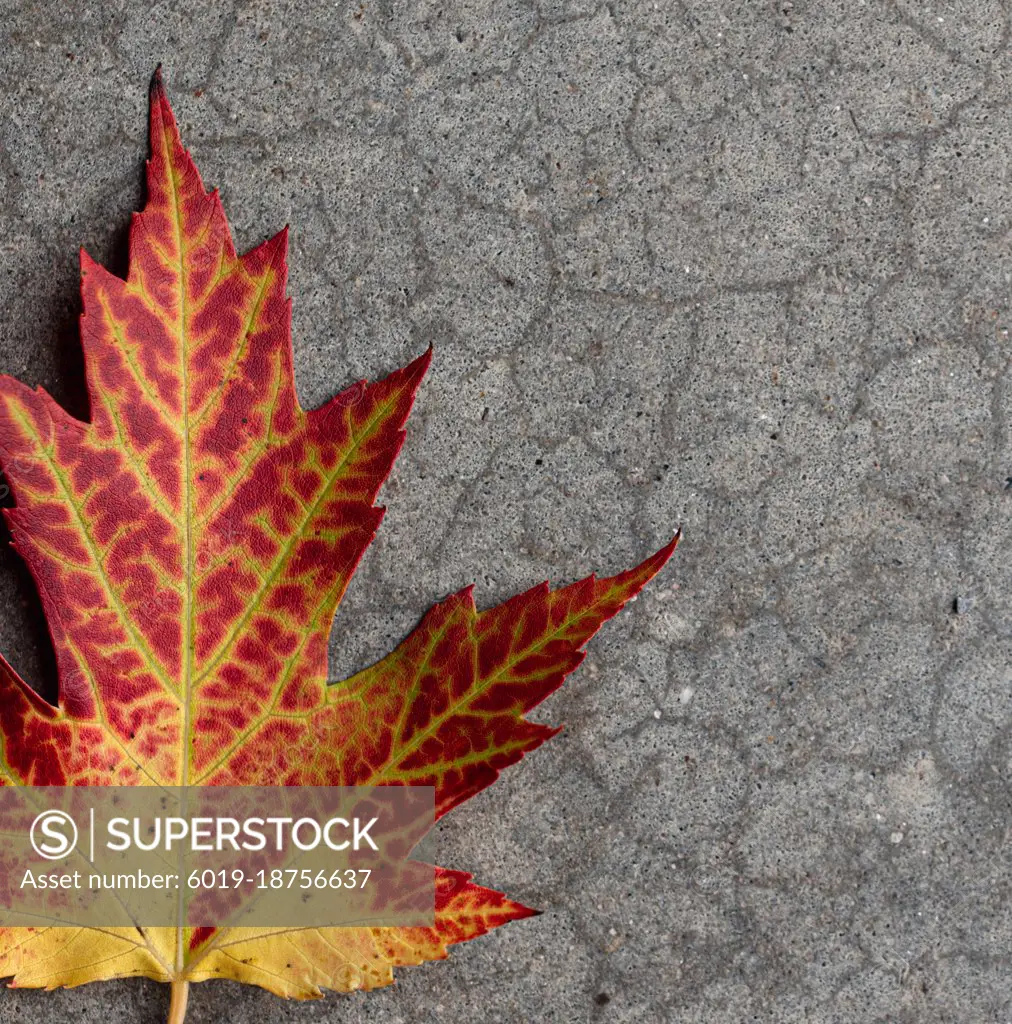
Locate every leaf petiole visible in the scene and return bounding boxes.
[167,978,189,1024]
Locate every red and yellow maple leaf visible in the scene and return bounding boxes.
[0,71,677,1021]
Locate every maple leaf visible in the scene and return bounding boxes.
[0,71,678,1022]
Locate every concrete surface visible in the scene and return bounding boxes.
[0,1,1009,1022]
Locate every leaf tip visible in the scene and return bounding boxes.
[632,531,681,583]
[79,247,98,274]
[384,345,433,407]
[658,527,681,563]
[408,344,433,381]
[147,64,182,161]
[503,899,541,923]
[149,64,165,100]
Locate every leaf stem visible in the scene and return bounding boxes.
[167,978,189,1024]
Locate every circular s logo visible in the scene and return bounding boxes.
[30,810,78,860]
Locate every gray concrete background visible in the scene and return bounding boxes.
[0,1,1009,1021]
